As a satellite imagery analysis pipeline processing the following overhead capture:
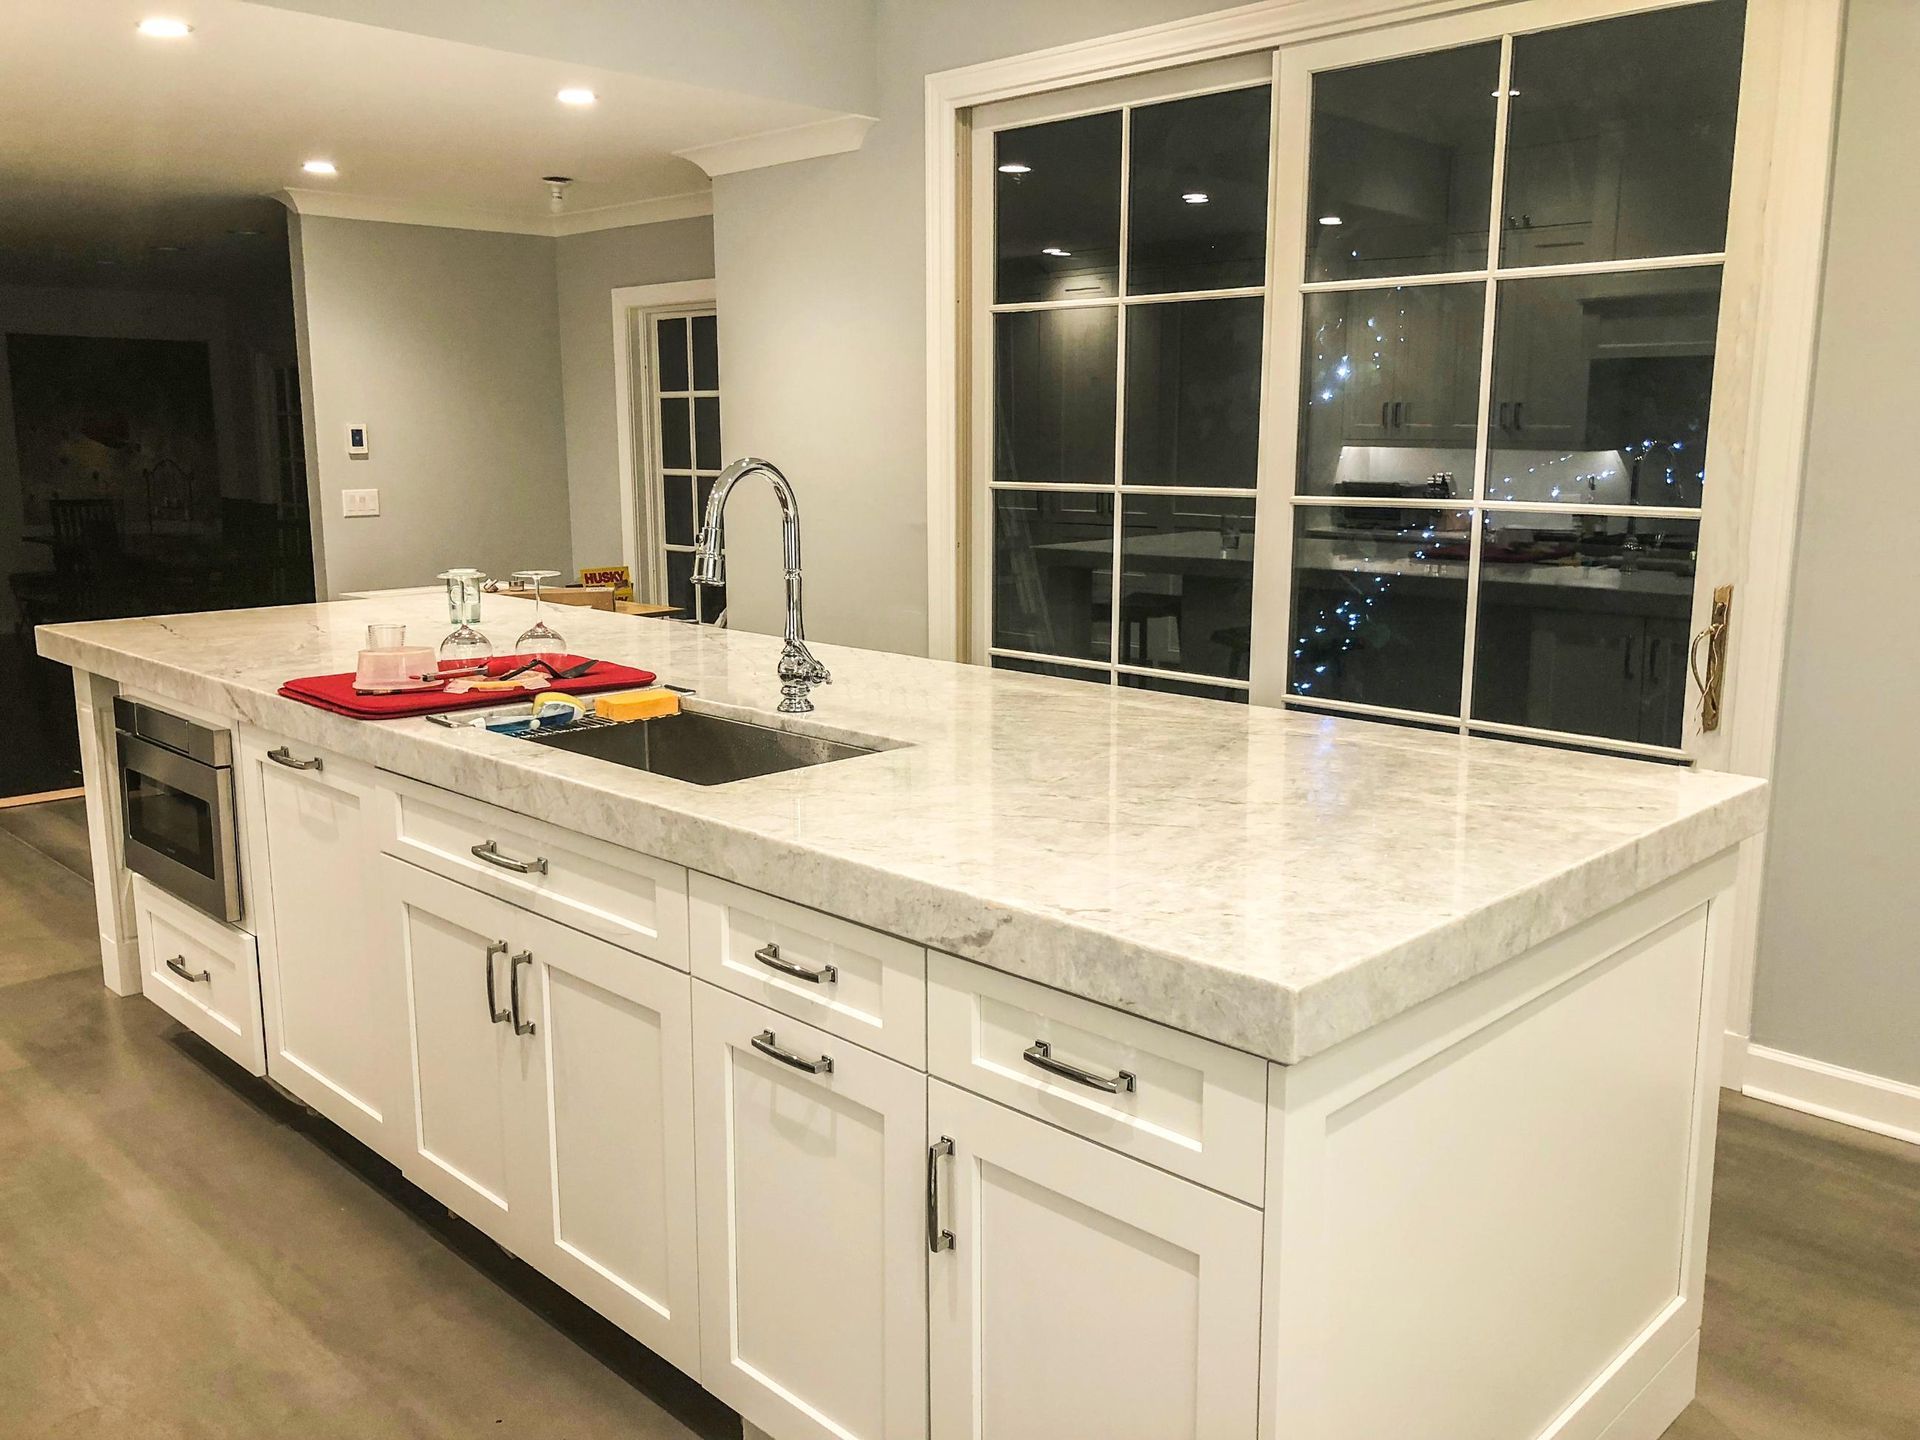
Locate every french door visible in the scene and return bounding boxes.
[968,0,1753,761]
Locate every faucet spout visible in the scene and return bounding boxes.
[693,457,831,713]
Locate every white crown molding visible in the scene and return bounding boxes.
[276,187,712,238]
[675,112,877,178]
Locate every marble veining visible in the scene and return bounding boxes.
[38,596,1767,1063]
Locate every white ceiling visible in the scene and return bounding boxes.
[0,0,853,285]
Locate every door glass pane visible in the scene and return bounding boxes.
[992,654,1111,685]
[1118,495,1254,678]
[656,318,688,392]
[1502,2,1746,268]
[658,398,691,470]
[995,112,1123,303]
[1306,42,1501,282]
[1486,267,1719,507]
[993,489,1112,661]
[994,309,1118,486]
[1120,672,1249,703]
[691,313,719,389]
[664,476,696,546]
[665,549,694,615]
[1124,298,1262,489]
[1297,282,1484,496]
[1127,85,1272,294]
[1288,506,1470,713]
[1471,515,1697,747]
[695,397,722,470]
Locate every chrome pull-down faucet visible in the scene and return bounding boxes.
[692,457,831,714]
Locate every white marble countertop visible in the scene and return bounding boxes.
[37,594,1766,1064]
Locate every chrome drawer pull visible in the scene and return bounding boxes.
[750,1030,833,1075]
[165,955,211,984]
[927,1136,955,1254]
[510,951,536,1036]
[753,941,837,985]
[483,940,510,1024]
[267,746,323,772]
[1022,1040,1136,1095]
[471,839,549,875]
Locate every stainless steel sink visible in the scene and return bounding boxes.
[522,708,881,786]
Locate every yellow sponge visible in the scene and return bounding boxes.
[593,688,680,722]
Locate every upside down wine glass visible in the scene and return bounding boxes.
[437,569,493,671]
[512,570,567,661]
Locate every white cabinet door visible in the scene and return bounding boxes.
[241,733,404,1160]
[693,983,927,1440]
[515,914,701,1375]
[928,1080,1263,1440]
[381,857,541,1251]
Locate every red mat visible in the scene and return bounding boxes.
[279,655,656,720]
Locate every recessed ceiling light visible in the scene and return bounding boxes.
[998,162,1031,175]
[137,17,193,39]
[1318,215,1344,226]
[302,159,338,177]
[1181,192,1210,205]
[1041,246,1071,257]
[556,87,597,106]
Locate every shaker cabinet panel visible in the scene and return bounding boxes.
[693,983,928,1440]
[928,1080,1263,1440]
[241,731,404,1160]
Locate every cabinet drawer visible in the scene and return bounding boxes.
[131,874,266,1075]
[927,951,1266,1203]
[689,873,925,1068]
[381,777,688,968]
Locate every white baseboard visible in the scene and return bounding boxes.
[1741,1043,1920,1146]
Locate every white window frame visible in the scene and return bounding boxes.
[612,277,718,605]
[925,0,1846,1085]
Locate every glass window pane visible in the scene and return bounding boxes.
[1124,298,1262,489]
[656,318,688,392]
[1486,267,1719,507]
[666,549,694,615]
[1118,494,1254,679]
[696,473,717,524]
[1503,2,1745,268]
[1288,505,1470,713]
[1471,515,1697,747]
[1120,672,1249,704]
[658,398,691,470]
[697,582,726,625]
[1297,282,1484,497]
[1306,42,1500,282]
[992,654,1111,685]
[691,313,719,389]
[1127,85,1271,295]
[664,476,695,546]
[993,488,1112,662]
[996,112,1123,303]
[994,309,1118,486]
[695,397,722,470]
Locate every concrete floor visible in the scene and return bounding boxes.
[0,802,1914,1438]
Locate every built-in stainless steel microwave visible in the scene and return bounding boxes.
[113,697,242,923]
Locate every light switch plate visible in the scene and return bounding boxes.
[341,488,379,518]
[346,424,369,457]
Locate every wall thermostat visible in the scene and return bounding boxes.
[346,424,370,457]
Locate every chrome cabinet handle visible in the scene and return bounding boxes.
[754,941,837,985]
[267,746,323,772]
[471,839,549,875]
[750,1029,833,1075]
[483,940,510,1024]
[1022,1039,1137,1095]
[165,954,210,984]
[927,1136,955,1254]
[509,951,536,1036]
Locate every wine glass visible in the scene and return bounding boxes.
[512,570,567,660]
[437,569,493,672]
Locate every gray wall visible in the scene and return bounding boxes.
[1750,0,1920,1087]
[293,214,571,595]
[555,217,715,573]
[711,0,1229,653]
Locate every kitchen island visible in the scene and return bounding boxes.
[38,594,1765,1440]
